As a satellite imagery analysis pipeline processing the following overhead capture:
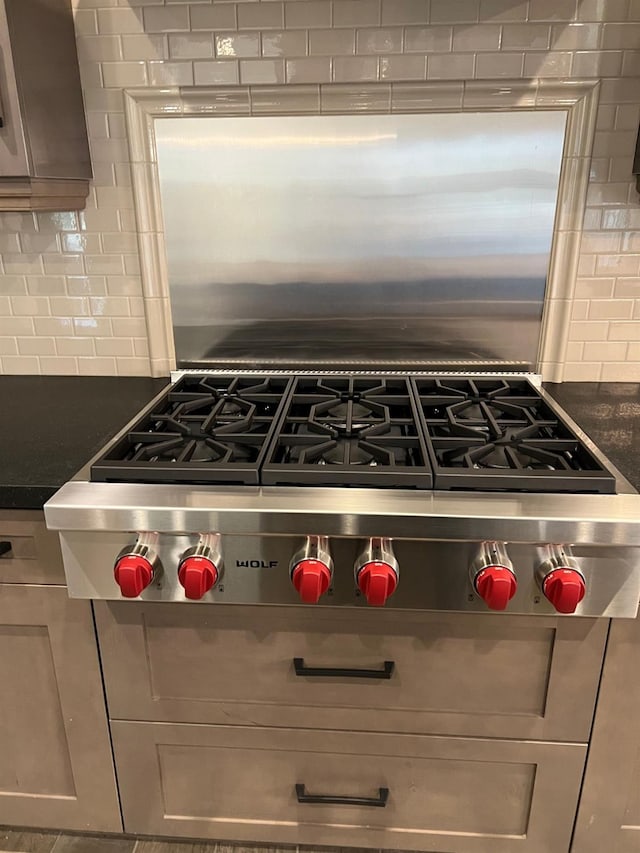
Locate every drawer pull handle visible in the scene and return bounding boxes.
[295,783,389,808]
[293,658,394,679]
[0,541,12,558]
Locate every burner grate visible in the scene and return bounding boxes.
[91,375,293,484]
[412,377,616,493]
[261,376,433,488]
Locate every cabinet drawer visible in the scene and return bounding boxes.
[96,602,607,741]
[113,721,585,853]
[0,510,65,584]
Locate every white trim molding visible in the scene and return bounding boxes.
[124,80,599,380]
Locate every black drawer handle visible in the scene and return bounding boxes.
[296,783,389,808]
[293,658,394,679]
[0,541,12,558]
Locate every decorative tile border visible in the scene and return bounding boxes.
[124,80,599,380]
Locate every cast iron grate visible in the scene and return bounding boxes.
[411,377,616,493]
[91,374,293,485]
[261,376,433,488]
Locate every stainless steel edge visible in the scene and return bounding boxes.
[45,482,640,546]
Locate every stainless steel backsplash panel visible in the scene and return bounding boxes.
[155,111,567,369]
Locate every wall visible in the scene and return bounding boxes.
[0,0,638,380]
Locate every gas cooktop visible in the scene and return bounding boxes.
[90,372,616,495]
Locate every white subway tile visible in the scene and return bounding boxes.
[334,0,380,26]
[168,33,214,59]
[122,33,167,60]
[73,317,113,336]
[381,0,428,25]
[601,361,640,381]
[1,276,27,295]
[111,317,148,336]
[102,60,148,87]
[106,276,144,296]
[134,338,150,357]
[97,8,144,34]
[551,22,601,49]
[73,10,98,35]
[404,25,452,51]
[523,51,573,76]
[2,213,37,232]
[95,337,135,356]
[568,321,609,340]
[55,338,95,357]
[502,23,550,48]
[17,337,56,356]
[239,59,285,83]
[1,356,40,375]
[595,254,640,276]
[77,35,123,61]
[124,254,142,276]
[428,52,475,78]
[0,339,18,355]
[67,276,108,296]
[38,356,78,375]
[89,296,131,316]
[475,51,524,76]
[572,50,623,77]
[622,51,640,76]
[194,59,240,84]
[563,362,602,380]
[574,277,615,298]
[147,60,194,85]
[333,55,379,80]
[615,104,640,130]
[49,297,90,316]
[602,22,640,48]
[10,296,50,317]
[43,254,84,275]
[115,357,151,376]
[571,300,589,320]
[588,299,634,319]
[143,5,190,32]
[238,3,284,29]
[190,4,237,29]
[128,297,145,316]
[356,27,403,53]
[78,357,118,375]
[452,23,500,50]
[614,278,640,298]
[215,32,261,57]
[286,57,332,81]
[285,1,332,27]
[379,54,426,78]
[430,0,479,23]
[479,0,527,22]
[3,254,44,274]
[564,341,584,361]
[0,233,21,252]
[85,255,126,275]
[528,0,577,21]
[0,317,35,336]
[577,0,629,22]
[581,231,622,253]
[33,317,73,335]
[262,30,308,56]
[608,321,640,340]
[27,276,66,296]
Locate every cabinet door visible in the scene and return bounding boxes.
[573,617,640,853]
[113,721,586,853]
[95,602,607,741]
[0,584,121,831]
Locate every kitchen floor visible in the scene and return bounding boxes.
[0,831,378,853]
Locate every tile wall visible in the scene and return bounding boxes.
[0,0,638,380]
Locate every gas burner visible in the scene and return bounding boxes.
[412,378,616,493]
[261,376,433,488]
[91,375,293,485]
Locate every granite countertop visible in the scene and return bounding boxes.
[0,376,639,510]
[0,375,168,510]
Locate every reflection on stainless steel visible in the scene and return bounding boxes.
[155,112,566,368]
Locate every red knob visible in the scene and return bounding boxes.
[357,561,398,607]
[292,558,332,603]
[475,566,517,611]
[178,555,219,600]
[114,554,154,598]
[543,569,586,614]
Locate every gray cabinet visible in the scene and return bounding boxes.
[572,616,640,853]
[0,0,91,210]
[0,511,120,831]
[112,721,586,853]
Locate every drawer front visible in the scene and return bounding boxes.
[112,721,585,853]
[0,510,65,584]
[96,603,607,741]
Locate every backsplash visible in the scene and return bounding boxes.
[0,0,638,380]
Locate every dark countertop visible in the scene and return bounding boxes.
[0,376,168,510]
[0,376,639,510]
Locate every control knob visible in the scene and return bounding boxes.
[178,534,223,600]
[537,545,586,614]
[354,538,399,607]
[470,542,517,611]
[114,533,160,598]
[290,536,333,604]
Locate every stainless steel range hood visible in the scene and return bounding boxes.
[155,110,567,371]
